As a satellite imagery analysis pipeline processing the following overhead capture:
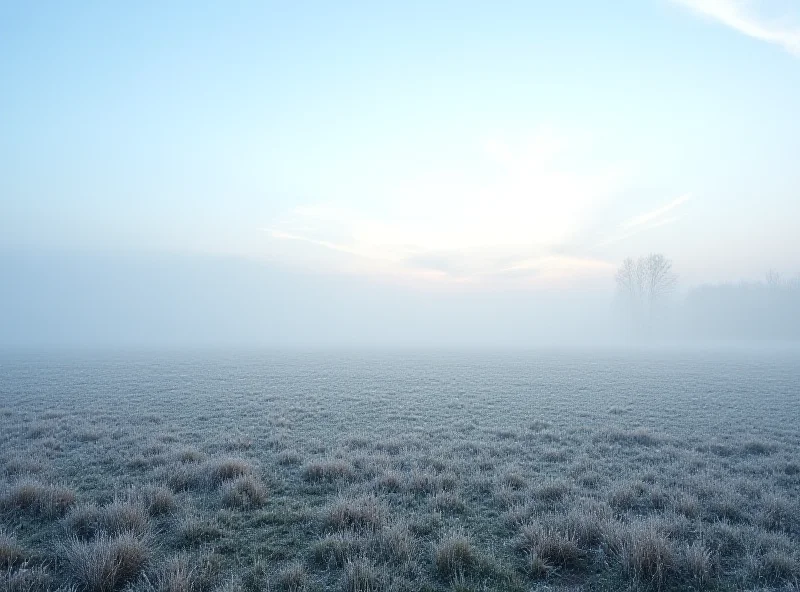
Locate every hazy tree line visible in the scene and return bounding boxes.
[616,256,800,341]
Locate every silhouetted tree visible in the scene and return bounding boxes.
[615,253,677,336]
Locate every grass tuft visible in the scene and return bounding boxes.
[176,514,224,547]
[312,532,361,567]
[617,522,675,589]
[221,476,267,509]
[206,458,252,485]
[435,533,477,578]
[342,558,382,592]
[518,523,583,569]
[143,485,177,517]
[151,554,208,592]
[0,529,24,568]
[302,460,354,483]
[2,481,76,518]
[276,562,307,592]
[62,532,150,592]
[65,498,151,539]
[325,496,384,533]
[1,564,53,592]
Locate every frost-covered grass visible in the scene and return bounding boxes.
[1,349,799,591]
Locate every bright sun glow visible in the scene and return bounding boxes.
[264,133,647,287]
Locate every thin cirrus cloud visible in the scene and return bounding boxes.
[673,0,800,56]
[622,193,691,229]
[264,133,631,287]
[594,194,691,248]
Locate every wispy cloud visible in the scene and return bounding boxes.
[267,230,373,259]
[595,194,691,248]
[622,193,691,229]
[673,0,800,56]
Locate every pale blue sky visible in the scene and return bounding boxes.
[3,0,799,290]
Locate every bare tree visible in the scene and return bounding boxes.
[765,269,782,289]
[615,253,677,335]
[615,257,643,321]
[643,253,677,313]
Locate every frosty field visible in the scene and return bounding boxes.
[1,349,799,591]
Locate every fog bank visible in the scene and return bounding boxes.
[3,251,798,348]
[0,251,616,348]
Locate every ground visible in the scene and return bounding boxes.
[1,349,798,591]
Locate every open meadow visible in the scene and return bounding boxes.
[1,349,799,591]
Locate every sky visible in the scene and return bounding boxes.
[1,1,800,346]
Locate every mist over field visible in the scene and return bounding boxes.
[0,251,614,348]
[2,250,798,348]
[3,2,800,591]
